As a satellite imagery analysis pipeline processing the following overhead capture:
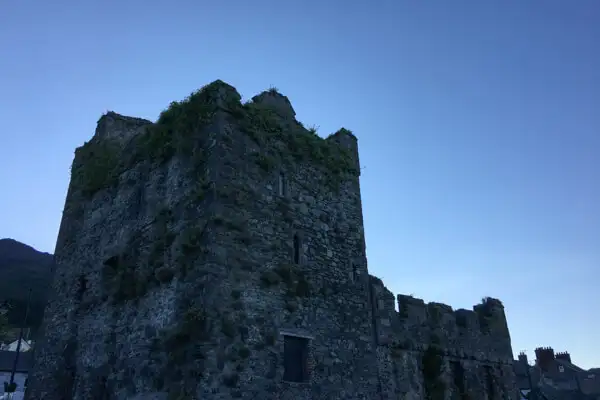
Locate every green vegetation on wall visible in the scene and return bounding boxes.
[477,297,502,333]
[241,100,359,189]
[101,249,148,304]
[260,263,311,299]
[71,139,122,197]
[71,81,224,198]
[71,80,359,199]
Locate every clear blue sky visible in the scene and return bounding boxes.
[1,1,598,368]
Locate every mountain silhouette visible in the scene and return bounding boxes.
[0,238,54,334]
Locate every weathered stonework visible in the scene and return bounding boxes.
[26,81,518,400]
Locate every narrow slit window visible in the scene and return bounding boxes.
[352,263,359,281]
[293,234,301,264]
[283,335,309,383]
[77,274,87,301]
[278,173,286,196]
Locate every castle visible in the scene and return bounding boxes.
[26,81,518,399]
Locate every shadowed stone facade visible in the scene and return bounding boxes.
[26,80,518,400]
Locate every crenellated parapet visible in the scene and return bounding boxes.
[68,80,362,206]
[94,112,152,143]
[368,276,518,399]
[368,276,514,365]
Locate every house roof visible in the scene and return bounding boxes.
[4,340,32,348]
[0,351,33,373]
[555,358,587,373]
[588,368,600,374]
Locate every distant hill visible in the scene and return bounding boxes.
[0,238,54,333]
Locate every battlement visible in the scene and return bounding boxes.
[94,111,152,142]
[369,276,514,364]
[73,80,361,202]
[394,293,508,336]
[250,88,296,119]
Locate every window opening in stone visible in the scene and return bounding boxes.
[484,365,495,400]
[103,255,120,268]
[352,262,359,282]
[451,361,466,395]
[283,335,309,383]
[77,274,87,301]
[293,234,301,264]
[278,173,286,196]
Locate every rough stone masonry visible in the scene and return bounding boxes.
[26,81,519,400]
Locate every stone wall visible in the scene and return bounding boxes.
[26,80,518,400]
[370,277,518,399]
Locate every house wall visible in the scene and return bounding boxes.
[0,371,27,400]
[581,372,600,396]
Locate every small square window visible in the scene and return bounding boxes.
[558,365,565,373]
[283,335,309,383]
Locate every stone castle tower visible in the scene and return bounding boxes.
[26,81,518,399]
